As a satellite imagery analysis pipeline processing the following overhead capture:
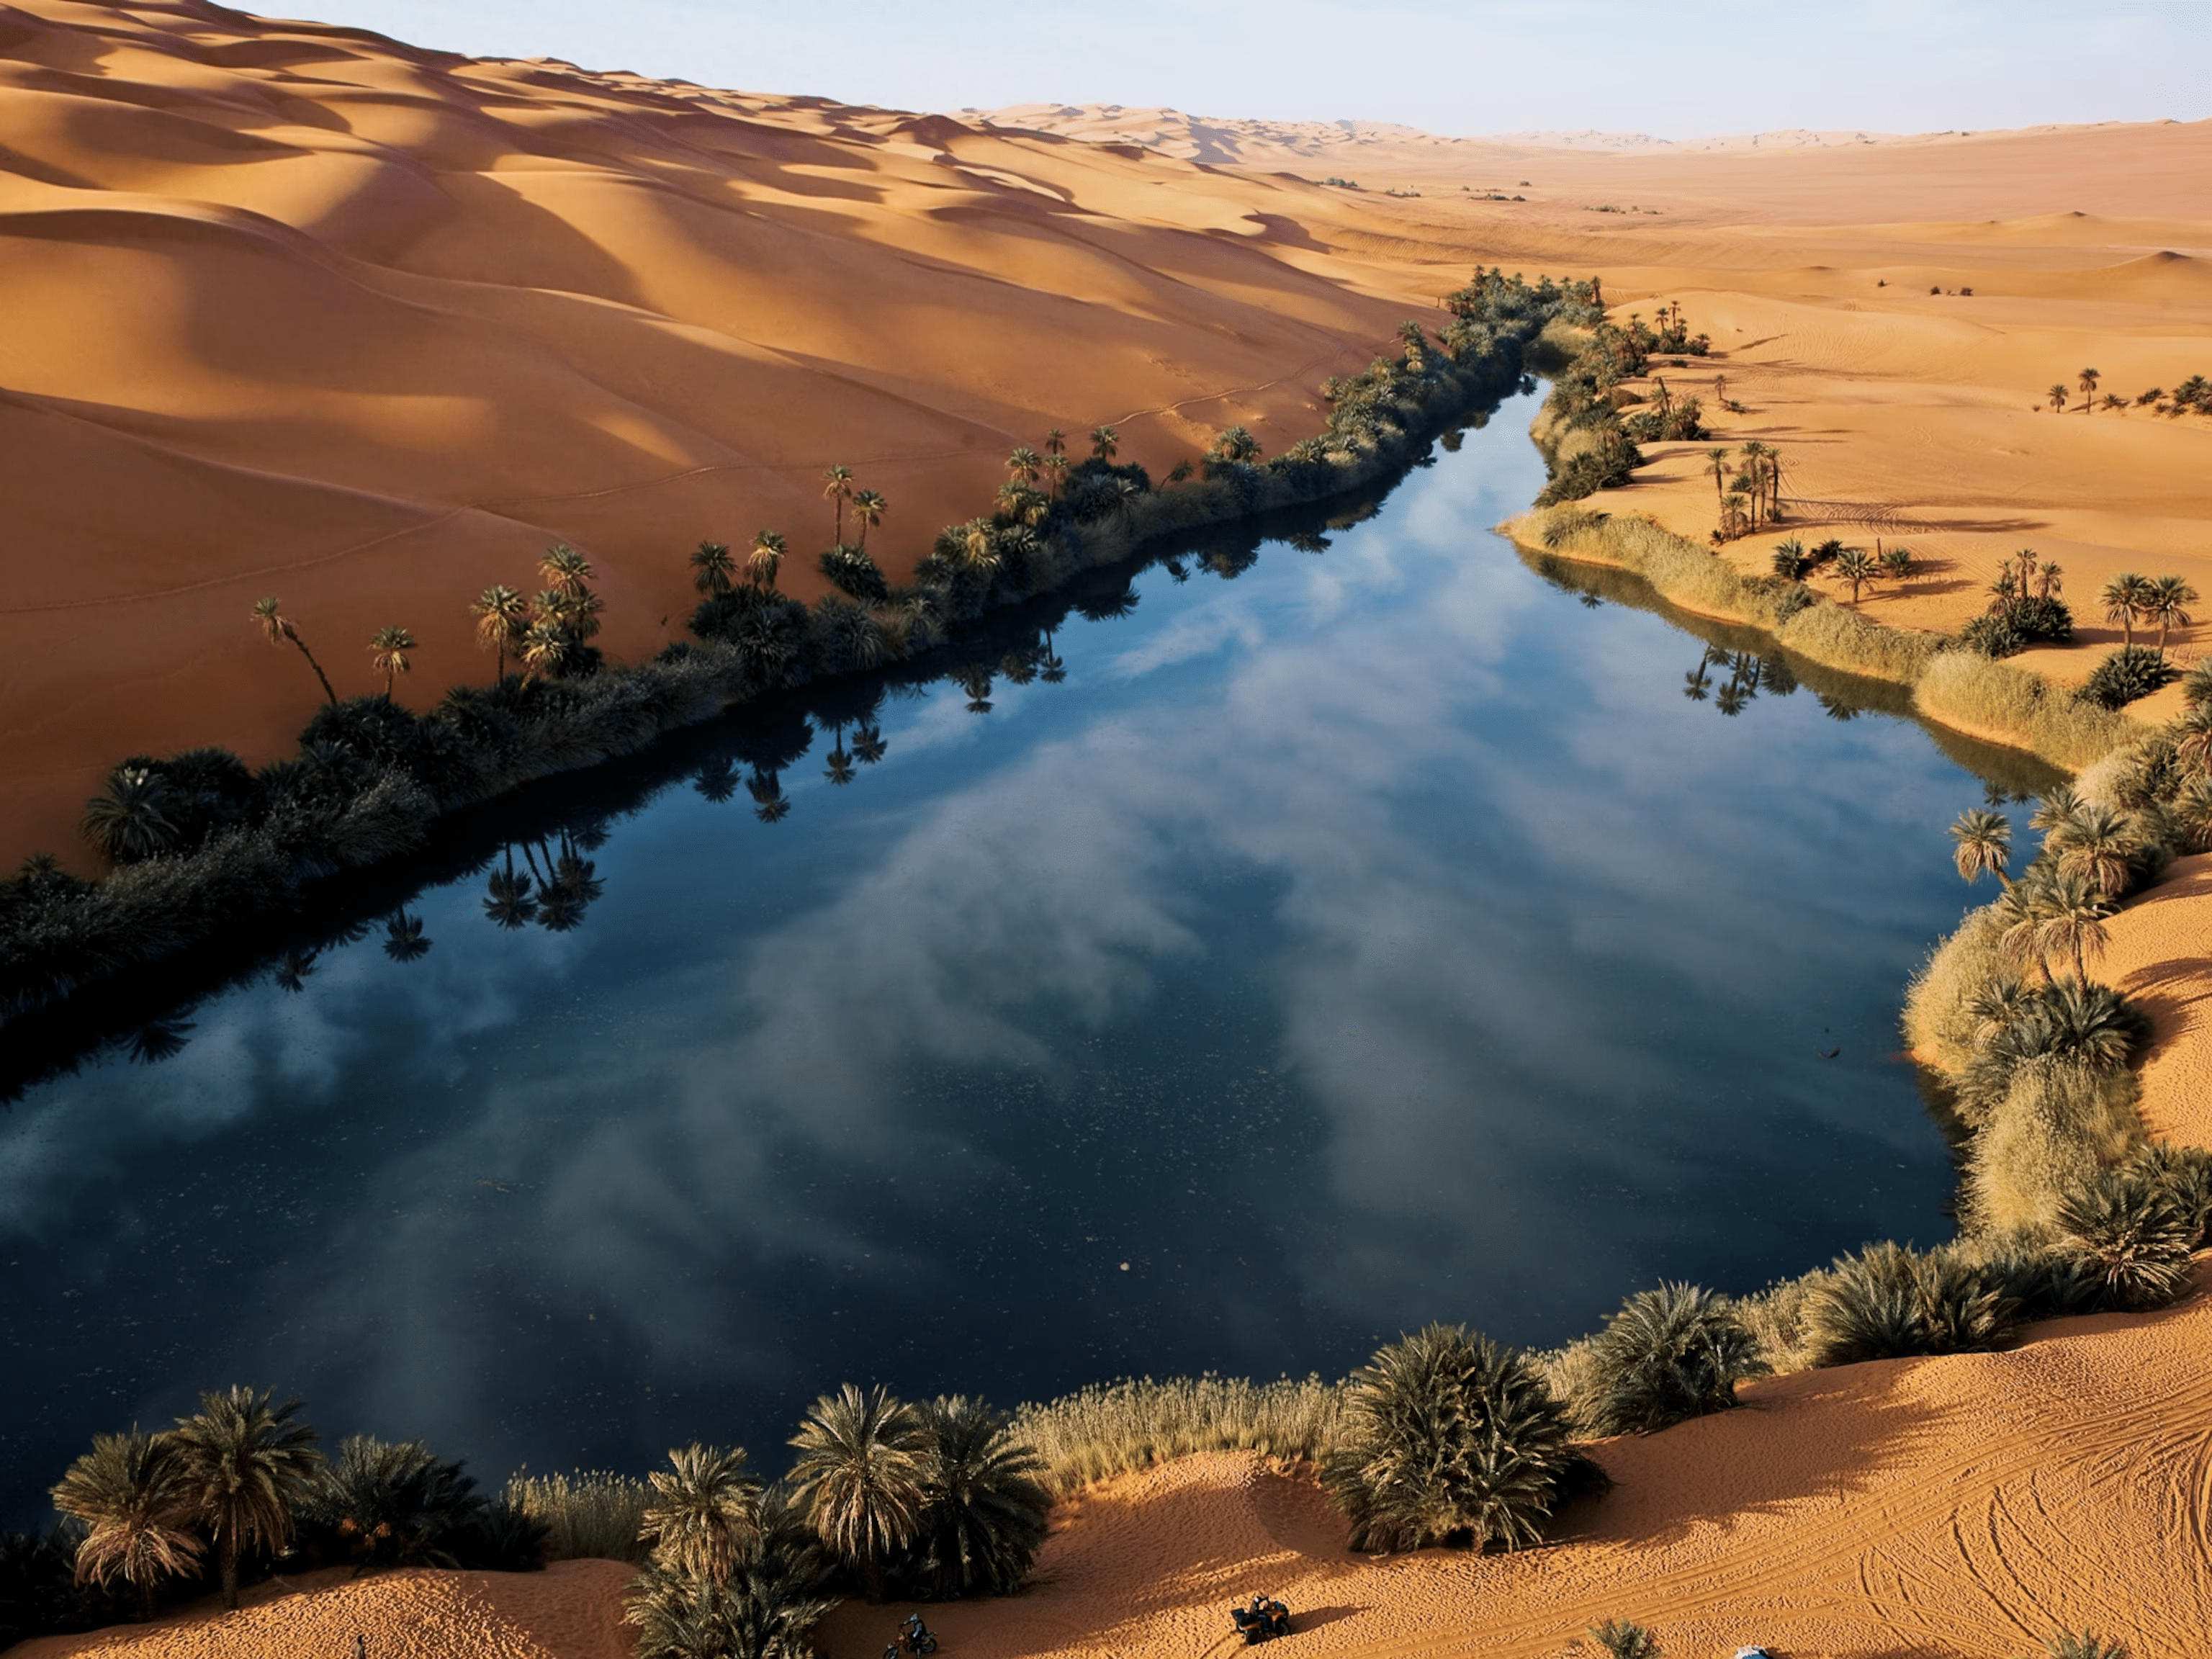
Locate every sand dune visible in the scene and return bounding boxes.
[0,1,1447,866]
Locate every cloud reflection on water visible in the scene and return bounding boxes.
[0,418,1971,1500]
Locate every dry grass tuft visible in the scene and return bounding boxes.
[1903,905,2011,1076]
[1966,1057,2145,1234]
[1012,1375,1344,1493]
[504,1470,653,1563]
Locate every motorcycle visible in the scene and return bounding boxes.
[886,1613,938,1658]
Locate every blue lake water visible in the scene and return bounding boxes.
[0,395,2038,1514]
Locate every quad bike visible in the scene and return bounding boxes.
[1230,1594,1292,1644]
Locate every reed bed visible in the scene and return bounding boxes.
[1012,1374,1345,1492]
[1509,504,2141,778]
[503,1470,652,1563]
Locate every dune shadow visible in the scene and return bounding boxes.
[1564,1371,1954,1551]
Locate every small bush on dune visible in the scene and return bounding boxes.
[2044,1632,2128,1659]
[1588,1618,1662,1659]
[1571,1283,1768,1436]
[1320,1323,1576,1552]
[1803,1242,2018,1367]
[2075,644,2177,711]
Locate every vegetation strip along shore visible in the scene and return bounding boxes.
[0,268,1582,1098]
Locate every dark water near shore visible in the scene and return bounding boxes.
[0,396,2033,1515]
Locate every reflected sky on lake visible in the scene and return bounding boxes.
[0,399,1996,1511]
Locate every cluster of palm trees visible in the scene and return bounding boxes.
[50,1388,320,1614]
[1706,441,1783,543]
[470,545,603,683]
[41,1381,1054,1644]
[2048,367,2212,420]
[1948,786,2149,986]
[2098,571,2197,655]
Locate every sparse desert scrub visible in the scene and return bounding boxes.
[1012,1374,1344,1492]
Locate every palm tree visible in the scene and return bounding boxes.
[1040,452,1069,496]
[639,1444,761,1586]
[852,721,888,766]
[690,541,737,598]
[541,545,594,596]
[51,1429,204,1617]
[787,1384,929,1601]
[749,530,788,590]
[472,585,529,678]
[251,596,338,704]
[1089,425,1118,462]
[168,1387,322,1610]
[81,767,179,863]
[1997,878,2057,985]
[1042,428,1066,457]
[904,1397,1051,1599]
[2175,703,2212,776]
[519,618,569,683]
[2149,575,2197,656]
[1740,441,1770,525]
[483,851,538,929]
[369,625,417,697]
[1833,547,1877,605]
[2101,573,2151,647]
[822,465,855,542]
[273,948,318,993]
[747,768,790,825]
[850,490,886,549]
[1949,808,2014,889]
[2077,367,2100,412]
[2048,383,2069,415]
[2038,872,2111,986]
[2054,803,2135,900]
[1005,447,1042,487]
[1704,446,1730,505]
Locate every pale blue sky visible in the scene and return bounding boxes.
[306,0,2210,137]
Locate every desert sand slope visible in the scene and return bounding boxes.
[11,1558,636,1657]
[26,1272,2212,1659]
[0,1,1457,866]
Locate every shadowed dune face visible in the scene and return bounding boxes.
[0,0,1442,867]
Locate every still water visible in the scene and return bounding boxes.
[0,397,2028,1513]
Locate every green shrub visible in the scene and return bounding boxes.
[2076,645,2177,710]
[1320,1323,1576,1552]
[1959,595,2074,659]
[1804,1242,2018,1366]
[1588,1618,1661,1659]
[2054,1162,2198,1309]
[2044,1630,2128,1659]
[1573,1283,1768,1436]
